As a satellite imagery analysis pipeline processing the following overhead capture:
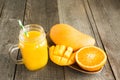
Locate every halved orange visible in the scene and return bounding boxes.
[49,45,76,66]
[75,46,107,71]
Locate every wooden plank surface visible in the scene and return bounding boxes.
[0,0,26,80]
[88,0,120,80]
[58,0,115,80]
[0,0,5,17]
[83,0,115,79]
[0,0,119,80]
[14,0,64,80]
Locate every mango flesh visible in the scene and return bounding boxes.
[49,45,75,66]
[50,24,95,51]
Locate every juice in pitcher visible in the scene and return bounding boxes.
[18,24,48,70]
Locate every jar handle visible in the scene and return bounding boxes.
[9,44,23,64]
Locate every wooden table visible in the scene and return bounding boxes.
[0,0,120,80]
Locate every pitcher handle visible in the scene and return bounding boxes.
[9,44,23,64]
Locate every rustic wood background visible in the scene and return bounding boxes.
[0,0,120,80]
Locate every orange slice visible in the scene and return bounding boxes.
[49,45,75,66]
[75,46,107,71]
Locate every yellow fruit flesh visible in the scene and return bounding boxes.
[78,47,105,66]
[76,46,107,71]
[49,45,75,66]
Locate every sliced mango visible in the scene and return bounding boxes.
[49,45,75,66]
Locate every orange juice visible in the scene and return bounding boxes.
[19,24,48,70]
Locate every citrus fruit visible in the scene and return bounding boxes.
[75,46,107,71]
[49,45,75,66]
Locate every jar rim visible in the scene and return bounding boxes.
[19,24,46,43]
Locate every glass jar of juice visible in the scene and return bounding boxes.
[9,24,48,71]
